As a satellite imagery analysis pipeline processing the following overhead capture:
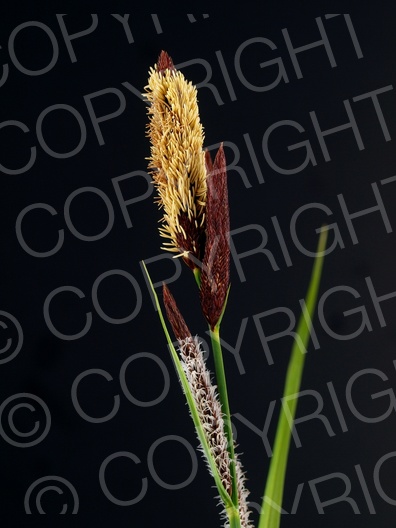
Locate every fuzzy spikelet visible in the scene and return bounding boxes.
[222,455,252,528]
[145,51,207,269]
[163,283,232,497]
[163,284,252,525]
[179,336,232,497]
[235,455,253,527]
[200,144,230,329]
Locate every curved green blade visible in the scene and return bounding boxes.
[258,226,328,528]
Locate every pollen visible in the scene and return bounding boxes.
[145,52,207,268]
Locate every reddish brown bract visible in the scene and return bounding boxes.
[200,144,230,329]
[162,283,191,341]
[157,50,175,73]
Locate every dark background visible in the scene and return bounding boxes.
[1,11,396,527]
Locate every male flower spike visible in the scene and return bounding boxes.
[145,51,207,271]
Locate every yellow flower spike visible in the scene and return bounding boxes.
[145,51,207,270]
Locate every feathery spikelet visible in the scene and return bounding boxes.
[163,284,252,526]
[222,456,252,528]
[179,336,233,497]
[235,455,253,528]
[200,144,230,329]
[145,51,207,270]
[163,283,232,497]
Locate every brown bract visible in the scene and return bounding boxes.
[162,282,190,342]
[200,145,230,329]
[157,50,175,73]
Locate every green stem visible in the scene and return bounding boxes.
[193,267,201,287]
[227,506,241,528]
[210,326,239,510]
[258,227,328,528]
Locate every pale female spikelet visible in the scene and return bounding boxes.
[163,284,232,498]
[163,284,251,526]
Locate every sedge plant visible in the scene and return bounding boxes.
[143,51,327,528]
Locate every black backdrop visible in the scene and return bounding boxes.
[1,11,396,527]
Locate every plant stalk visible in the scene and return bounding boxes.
[227,506,241,528]
[210,325,239,510]
[193,267,201,287]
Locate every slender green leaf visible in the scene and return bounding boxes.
[210,326,239,509]
[258,226,328,528]
[201,277,240,521]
